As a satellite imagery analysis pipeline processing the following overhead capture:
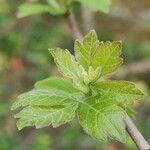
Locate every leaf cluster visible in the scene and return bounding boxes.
[11,30,145,143]
[17,0,112,18]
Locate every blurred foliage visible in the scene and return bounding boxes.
[0,0,150,149]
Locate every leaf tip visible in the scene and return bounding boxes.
[88,29,97,37]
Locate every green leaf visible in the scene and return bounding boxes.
[15,104,77,130]
[11,30,147,144]
[91,81,145,105]
[75,30,99,71]
[11,88,82,110]
[49,48,89,93]
[35,77,80,94]
[81,66,101,85]
[73,0,112,13]
[11,89,79,130]
[50,48,79,80]
[17,3,52,18]
[17,3,67,18]
[75,30,123,77]
[78,96,126,142]
[92,41,123,76]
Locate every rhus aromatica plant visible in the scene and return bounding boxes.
[11,30,145,143]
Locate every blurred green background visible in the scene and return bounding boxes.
[0,0,150,150]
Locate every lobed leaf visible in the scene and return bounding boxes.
[49,48,88,93]
[15,103,78,130]
[11,89,81,110]
[75,30,99,71]
[50,48,79,80]
[35,77,80,94]
[78,96,126,142]
[91,81,145,105]
[92,41,123,76]
[75,30,123,77]
[11,88,80,130]
[11,30,147,144]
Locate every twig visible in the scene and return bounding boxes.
[65,10,83,41]
[65,8,150,150]
[124,116,150,150]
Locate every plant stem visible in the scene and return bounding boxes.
[65,10,83,41]
[65,9,150,150]
[124,116,150,150]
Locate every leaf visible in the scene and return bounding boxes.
[11,89,79,130]
[81,66,101,85]
[15,104,77,130]
[92,41,123,76]
[73,0,112,13]
[11,30,147,144]
[50,48,79,80]
[75,30,123,77]
[49,48,89,93]
[17,3,67,18]
[91,81,145,105]
[17,3,52,18]
[78,96,126,142]
[35,77,80,94]
[75,30,99,71]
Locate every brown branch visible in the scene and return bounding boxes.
[65,9,150,150]
[124,116,150,150]
[65,10,83,41]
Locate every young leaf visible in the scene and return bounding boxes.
[92,41,123,76]
[75,30,122,77]
[91,81,145,105]
[11,89,79,110]
[49,48,89,93]
[50,48,79,79]
[15,103,78,130]
[81,66,101,85]
[78,96,126,142]
[75,30,99,71]
[11,30,147,144]
[35,77,80,94]
[11,89,79,130]
[73,0,112,13]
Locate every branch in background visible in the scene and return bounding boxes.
[65,9,150,150]
[82,6,95,33]
[65,10,83,41]
[111,61,150,80]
